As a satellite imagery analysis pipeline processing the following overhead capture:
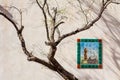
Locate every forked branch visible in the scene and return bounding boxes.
[0,7,55,71]
[36,0,50,41]
[1,0,120,80]
[55,0,114,46]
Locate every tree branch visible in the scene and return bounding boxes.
[27,56,56,71]
[54,21,64,29]
[36,0,50,41]
[55,0,112,46]
[43,0,47,8]
[0,4,78,80]
[0,7,56,71]
[54,21,64,38]
[50,58,78,80]
[50,8,65,42]
[0,12,19,32]
[49,7,58,42]
[36,0,43,9]
[8,6,22,27]
[46,2,53,19]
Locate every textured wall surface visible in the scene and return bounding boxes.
[0,0,120,80]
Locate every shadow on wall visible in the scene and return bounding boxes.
[102,13,120,72]
[84,0,120,72]
[79,0,120,79]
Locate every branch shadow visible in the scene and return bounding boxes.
[80,0,120,79]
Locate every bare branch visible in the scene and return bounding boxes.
[2,0,120,79]
[0,4,78,80]
[49,58,78,80]
[36,0,50,41]
[36,0,43,9]
[27,56,56,71]
[36,0,63,43]
[49,7,58,42]
[9,6,23,29]
[47,22,64,60]
[43,0,47,8]
[53,7,57,25]
[55,0,112,46]
[54,21,64,29]
[0,6,56,71]
[46,2,53,18]
[2,6,24,30]
[0,12,19,32]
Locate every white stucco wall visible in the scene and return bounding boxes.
[0,0,120,80]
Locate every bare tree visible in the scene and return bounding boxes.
[0,0,120,80]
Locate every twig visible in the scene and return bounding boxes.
[54,21,64,29]
[36,0,50,41]
[0,12,19,32]
[55,0,112,46]
[0,7,56,71]
[46,2,53,18]
[43,0,47,8]
[49,7,58,42]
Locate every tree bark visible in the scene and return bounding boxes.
[51,58,78,80]
[48,46,78,80]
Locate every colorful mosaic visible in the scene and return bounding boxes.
[77,39,102,69]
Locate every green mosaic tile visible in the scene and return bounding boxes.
[77,39,103,69]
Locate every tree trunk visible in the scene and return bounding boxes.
[48,46,78,80]
[51,58,78,80]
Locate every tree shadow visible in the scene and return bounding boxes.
[102,13,120,72]
[85,0,120,72]
[80,0,120,79]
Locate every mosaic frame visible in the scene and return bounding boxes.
[77,39,102,69]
